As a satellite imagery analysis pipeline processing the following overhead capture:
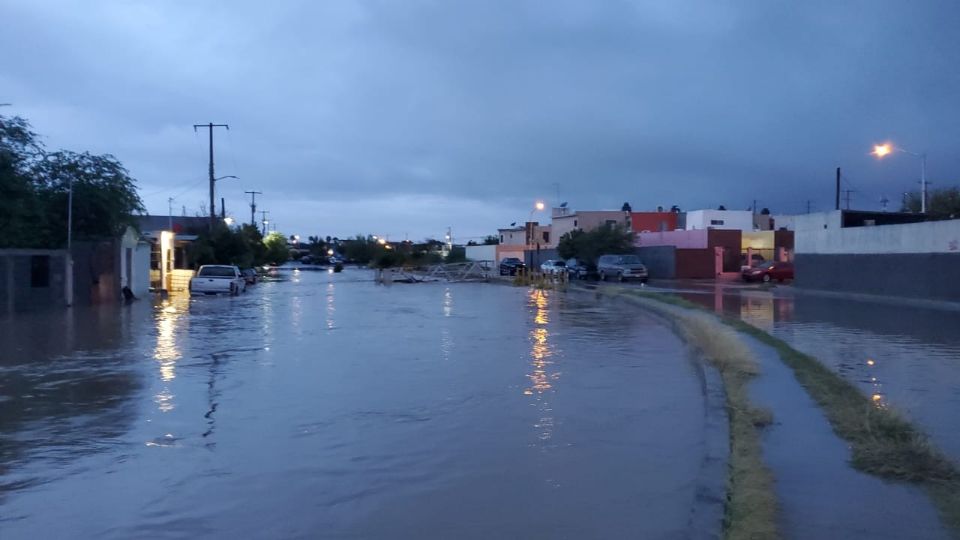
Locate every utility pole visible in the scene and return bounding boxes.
[221,197,225,220]
[835,167,841,210]
[193,122,229,229]
[168,197,174,231]
[260,210,270,235]
[805,200,812,214]
[245,190,262,226]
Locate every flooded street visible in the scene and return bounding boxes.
[1,270,721,539]
[670,283,960,462]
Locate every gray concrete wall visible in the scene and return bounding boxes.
[796,218,960,254]
[637,246,676,278]
[1,251,68,314]
[524,248,559,269]
[795,253,960,303]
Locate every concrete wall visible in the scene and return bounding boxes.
[796,218,960,254]
[635,229,709,249]
[637,246,676,278]
[524,248,559,270]
[780,211,843,232]
[133,243,151,296]
[498,228,526,246]
[0,250,69,314]
[676,249,716,278]
[465,244,496,261]
[686,209,754,231]
[796,253,960,302]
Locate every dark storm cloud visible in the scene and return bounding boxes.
[2,0,958,239]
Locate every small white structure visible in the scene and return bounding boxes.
[118,226,151,298]
[685,209,755,231]
[465,244,496,261]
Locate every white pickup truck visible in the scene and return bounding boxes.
[189,265,246,296]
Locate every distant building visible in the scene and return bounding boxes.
[137,215,205,292]
[551,210,631,241]
[630,211,679,233]
[685,209,755,231]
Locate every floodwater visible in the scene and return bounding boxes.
[0,269,721,539]
[670,283,960,462]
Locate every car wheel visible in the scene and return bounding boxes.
[599,271,606,281]
[641,278,648,284]
[762,274,771,283]
[617,272,624,282]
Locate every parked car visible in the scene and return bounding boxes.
[565,258,594,280]
[742,261,794,283]
[540,259,566,275]
[597,254,649,283]
[499,257,526,276]
[189,265,246,296]
[241,268,258,285]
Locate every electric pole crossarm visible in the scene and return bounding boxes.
[192,122,230,229]
[245,190,263,227]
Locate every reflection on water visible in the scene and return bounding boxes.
[675,284,960,459]
[526,289,556,444]
[1,273,712,538]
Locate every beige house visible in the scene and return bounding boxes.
[495,222,554,262]
[551,210,632,241]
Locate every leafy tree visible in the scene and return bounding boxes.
[34,150,144,244]
[263,231,290,265]
[901,187,960,220]
[482,235,499,245]
[557,224,634,267]
[445,246,467,263]
[0,114,144,248]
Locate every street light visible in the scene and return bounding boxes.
[223,217,234,226]
[871,142,927,213]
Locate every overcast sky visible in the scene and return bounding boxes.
[3,1,959,241]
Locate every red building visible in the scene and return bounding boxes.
[631,212,679,233]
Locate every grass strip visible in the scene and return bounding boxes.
[597,288,779,539]
[619,287,960,535]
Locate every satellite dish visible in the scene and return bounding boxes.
[510,222,516,226]
[559,202,568,208]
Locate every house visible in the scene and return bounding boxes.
[119,226,151,297]
[631,211,679,233]
[551,208,631,242]
[0,249,70,314]
[496,222,554,264]
[685,209,755,231]
[137,215,207,293]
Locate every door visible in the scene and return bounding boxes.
[125,248,133,288]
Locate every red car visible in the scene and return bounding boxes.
[742,261,794,283]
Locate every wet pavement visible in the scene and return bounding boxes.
[744,336,948,539]
[0,270,723,539]
[640,281,960,465]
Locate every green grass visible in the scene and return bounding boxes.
[616,287,960,535]
[601,289,779,539]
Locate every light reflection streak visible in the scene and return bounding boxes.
[443,287,453,317]
[153,295,188,411]
[525,289,557,444]
[326,282,336,329]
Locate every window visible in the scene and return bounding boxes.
[573,219,578,227]
[30,255,50,288]
[710,219,725,226]
[542,231,550,243]
[605,220,617,227]
[500,235,504,243]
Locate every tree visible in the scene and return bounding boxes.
[263,231,290,265]
[557,224,634,267]
[482,235,499,245]
[0,114,144,248]
[901,187,960,220]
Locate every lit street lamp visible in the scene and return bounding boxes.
[224,217,234,226]
[872,142,927,213]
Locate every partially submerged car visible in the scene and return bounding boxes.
[565,258,594,280]
[597,254,648,283]
[189,265,246,296]
[742,261,794,283]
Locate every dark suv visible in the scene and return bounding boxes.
[499,257,526,276]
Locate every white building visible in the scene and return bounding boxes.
[685,209,755,231]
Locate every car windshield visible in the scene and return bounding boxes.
[198,266,236,277]
[751,260,769,268]
[554,261,566,267]
[618,255,641,264]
